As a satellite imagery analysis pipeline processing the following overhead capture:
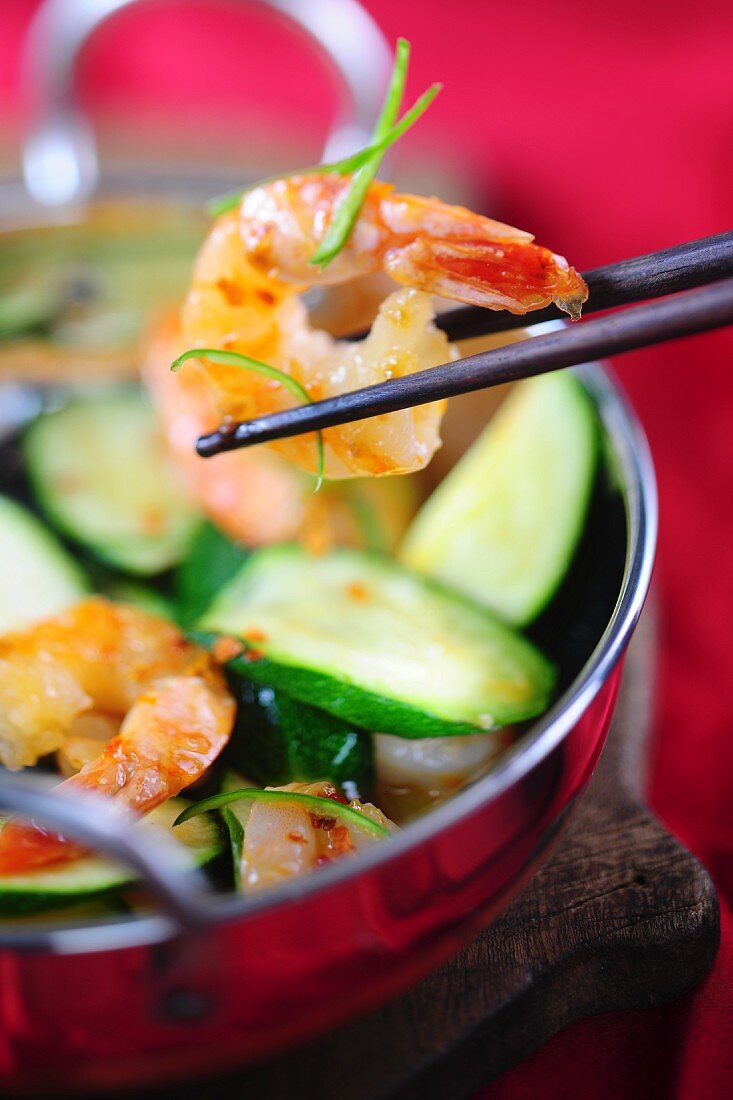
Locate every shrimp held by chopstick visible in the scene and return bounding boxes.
[180,174,588,479]
[0,598,235,873]
[144,313,420,547]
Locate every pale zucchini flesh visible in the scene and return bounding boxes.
[0,494,86,633]
[400,372,598,626]
[24,391,199,575]
[200,546,556,737]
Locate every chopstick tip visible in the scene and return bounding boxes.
[197,428,234,457]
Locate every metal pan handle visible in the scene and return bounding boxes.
[0,771,214,931]
[21,0,392,206]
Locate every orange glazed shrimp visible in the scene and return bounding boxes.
[0,598,235,873]
[145,314,313,545]
[237,781,392,894]
[179,175,588,478]
[145,314,420,547]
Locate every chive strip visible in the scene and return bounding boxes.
[309,82,441,269]
[207,146,383,219]
[208,79,441,220]
[171,347,325,490]
[309,37,409,269]
[173,787,391,840]
[221,806,244,892]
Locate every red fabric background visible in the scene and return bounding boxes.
[1,1,732,1094]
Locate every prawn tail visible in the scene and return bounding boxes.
[383,236,588,320]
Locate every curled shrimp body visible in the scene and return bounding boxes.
[239,781,392,894]
[145,314,313,545]
[180,175,587,478]
[373,730,512,820]
[145,314,420,545]
[0,598,235,873]
[240,176,586,315]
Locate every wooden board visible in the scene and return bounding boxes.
[151,609,719,1099]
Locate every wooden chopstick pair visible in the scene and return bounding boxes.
[197,231,733,458]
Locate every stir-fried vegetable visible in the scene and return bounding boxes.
[310,39,441,268]
[174,787,391,841]
[0,495,87,633]
[401,373,599,624]
[198,545,556,737]
[207,37,441,230]
[24,391,199,575]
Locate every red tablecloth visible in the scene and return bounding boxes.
[2,1,732,1094]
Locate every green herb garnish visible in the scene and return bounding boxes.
[171,347,325,489]
[207,77,440,219]
[310,38,440,269]
[174,787,391,840]
[206,37,441,259]
[207,143,388,219]
[221,806,245,892]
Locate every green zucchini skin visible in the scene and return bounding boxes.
[175,520,250,627]
[225,678,375,799]
[400,372,599,627]
[196,546,556,738]
[0,799,222,917]
[0,494,87,633]
[176,786,391,840]
[221,805,245,893]
[23,390,199,577]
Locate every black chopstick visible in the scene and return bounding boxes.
[345,230,733,343]
[197,276,733,456]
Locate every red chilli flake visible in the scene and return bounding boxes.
[314,782,346,804]
[212,636,245,663]
[328,824,356,856]
[243,648,265,662]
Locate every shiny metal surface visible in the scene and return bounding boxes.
[21,0,392,206]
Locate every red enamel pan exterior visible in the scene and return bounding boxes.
[0,362,656,1095]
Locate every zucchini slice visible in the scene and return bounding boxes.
[227,679,374,799]
[24,391,199,575]
[0,798,221,916]
[175,787,391,841]
[0,494,86,633]
[400,373,599,626]
[199,546,555,737]
[175,520,250,627]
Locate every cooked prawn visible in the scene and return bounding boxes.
[0,598,235,872]
[145,313,419,546]
[145,314,312,545]
[374,730,511,820]
[238,781,392,893]
[179,174,587,478]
